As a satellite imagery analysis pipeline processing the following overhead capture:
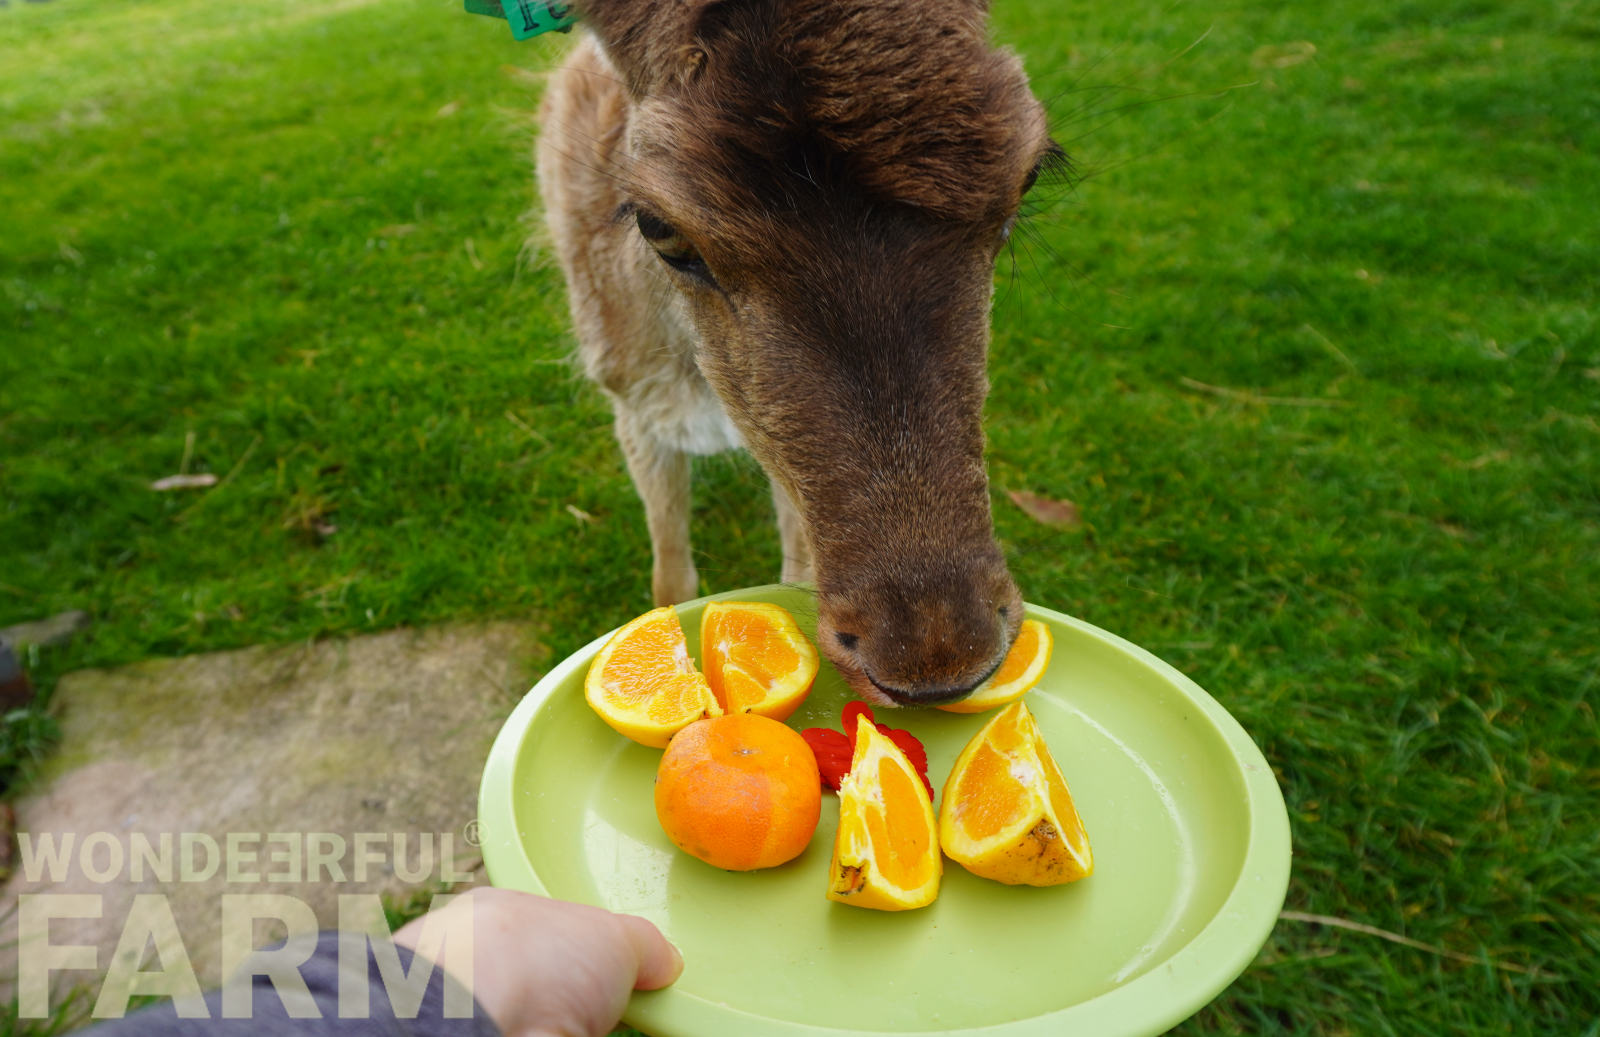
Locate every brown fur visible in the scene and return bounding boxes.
[539,0,1055,706]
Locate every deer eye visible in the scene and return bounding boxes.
[635,211,714,282]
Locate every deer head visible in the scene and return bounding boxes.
[574,0,1058,707]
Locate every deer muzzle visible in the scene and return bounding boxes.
[814,549,1024,708]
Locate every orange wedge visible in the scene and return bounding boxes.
[827,716,942,910]
[584,606,721,748]
[936,618,1052,714]
[938,701,1092,886]
[699,601,819,722]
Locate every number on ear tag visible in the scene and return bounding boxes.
[463,0,577,40]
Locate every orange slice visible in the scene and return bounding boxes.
[585,606,721,748]
[935,618,1052,714]
[827,716,942,910]
[699,601,819,722]
[938,700,1092,886]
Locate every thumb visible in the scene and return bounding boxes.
[614,914,684,991]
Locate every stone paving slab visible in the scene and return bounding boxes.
[2,621,540,1005]
[0,609,92,652]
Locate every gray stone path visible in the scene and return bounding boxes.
[2,622,539,1005]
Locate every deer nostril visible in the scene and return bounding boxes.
[835,632,860,651]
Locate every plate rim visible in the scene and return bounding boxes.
[479,585,1292,1037]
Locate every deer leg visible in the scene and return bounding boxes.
[771,478,815,586]
[615,414,698,606]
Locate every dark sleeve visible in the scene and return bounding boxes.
[81,931,502,1037]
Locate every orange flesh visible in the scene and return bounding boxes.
[989,712,1029,754]
[989,620,1043,686]
[954,743,1028,841]
[1042,746,1087,839]
[720,667,770,712]
[718,609,802,672]
[599,618,696,705]
[875,757,934,889]
[644,674,717,722]
[703,606,805,711]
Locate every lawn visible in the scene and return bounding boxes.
[2,0,1597,1032]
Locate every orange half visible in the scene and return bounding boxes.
[699,601,819,722]
[827,716,942,910]
[935,618,1053,714]
[585,606,722,748]
[938,700,1093,886]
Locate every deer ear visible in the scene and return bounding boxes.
[577,0,749,98]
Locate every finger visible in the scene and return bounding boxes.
[614,914,684,991]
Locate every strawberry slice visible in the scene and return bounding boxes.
[881,727,930,774]
[841,701,876,747]
[803,702,934,798]
[800,727,853,790]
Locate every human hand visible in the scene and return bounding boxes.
[393,886,683,1037]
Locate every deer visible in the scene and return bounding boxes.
[537,0,1060,708]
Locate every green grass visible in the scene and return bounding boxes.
[2,0,1597,1031]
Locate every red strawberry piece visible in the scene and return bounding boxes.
[815,756,850,791]
[800,728,853,791]
[881,727,929,773]
[841,701,876,746]
[801,727,851,754]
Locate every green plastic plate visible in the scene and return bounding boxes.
[478,586,1291,1036]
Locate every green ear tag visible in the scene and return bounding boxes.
[464,0,577,40]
